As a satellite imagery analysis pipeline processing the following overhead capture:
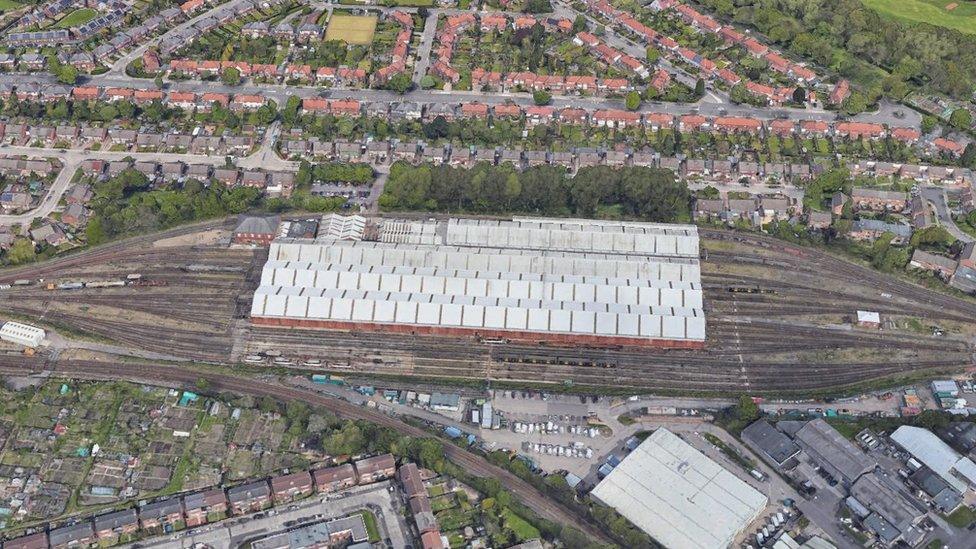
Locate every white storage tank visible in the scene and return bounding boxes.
[0,322,45,348]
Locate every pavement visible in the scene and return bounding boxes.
[238,121,298,171]
[921,186,974,243]
[0,156,78,225]
[125,482,408,549]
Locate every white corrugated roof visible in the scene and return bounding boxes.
[891,426,976,493]
[445,218,699,257]
[269,240,701,281]
[254,217,705,342]
[591,429,767,549]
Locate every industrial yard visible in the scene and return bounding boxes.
[0,215,971,395]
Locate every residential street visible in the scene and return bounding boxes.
[125,482,407,549]
[921,186,974,243]
[0,72,917,127]
[0,157,78,225]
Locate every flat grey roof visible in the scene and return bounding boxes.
[741,420,800,465]
[794,419,875,483]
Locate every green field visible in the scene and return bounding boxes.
[0,0,22,12]
[324,14,378,45]
[55,8,98,28]
[861,0,976,34]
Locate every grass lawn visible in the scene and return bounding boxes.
[0,0,22,12]
[55,8,98,28]
[861,0,976,34]
[325,14,378,45]
[359,510,381,542]
[947,506,976,528]
[501,508,540,541]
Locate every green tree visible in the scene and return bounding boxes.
[56,64,78,85]
[792,87,806,104]
[949,108,973,130]
[572,14,586,32]
[281,95,302,125]
[6,238,35,264]
[698,185,720,199]
[154,75,164,89]
[419,75,436,89]
[624,91,641,111]
[385,73,413,94]
[961,143,976,169]
[532,90,552,106]
[694,78,705,96]
[221,67,241,86]
[735,395,759,423]
[645,46,659,63]
[921,115,938,134]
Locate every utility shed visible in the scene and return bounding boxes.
[891,425,976,493]
[0,321,45,347]
[590,428,767,549]
[794,419,875,486]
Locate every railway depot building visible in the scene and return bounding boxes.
[250,216,706,348]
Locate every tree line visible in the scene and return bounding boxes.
[378,161,692,222]
[85,169,264,245]
[698,0,976,103]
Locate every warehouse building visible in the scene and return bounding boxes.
[741,420,801,468]
[849,472,926,546]
[0,321,45,347]
[250,216,706,348]
[794,419,875,487]
[590,428,767,549]
[891,425,976,493]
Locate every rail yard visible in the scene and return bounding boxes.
[0,217,972,395]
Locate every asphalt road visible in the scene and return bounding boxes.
[921,186,974,244]
[0,71,917,127]
[127,482,407,549]
[0,156,78,225]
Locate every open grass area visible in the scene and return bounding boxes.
[501,507,541,541]
[324,14,378,45]
[861,0,976,34]
[55,7,97,28]
[946,505,976,528]
[359,510,381,542]
[0,0,22,12]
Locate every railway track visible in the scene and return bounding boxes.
[701,229,976,320]
[0,219,235,283]
[244,324,967,393]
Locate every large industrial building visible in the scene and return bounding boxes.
[891,425,976,493]
[250,216,706,348]
[794,419,876,487]
[591,428,767,549]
